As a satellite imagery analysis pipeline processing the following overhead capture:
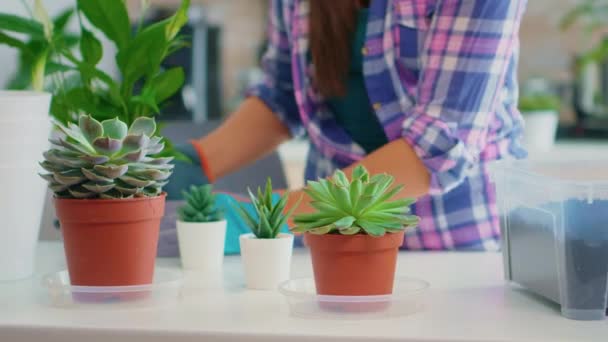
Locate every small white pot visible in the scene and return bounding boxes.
[239,233,294,290]
[522,110,559,152]
[177,220,227,272]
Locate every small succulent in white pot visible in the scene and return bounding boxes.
[177,185,226,272]
[236,178,299,290]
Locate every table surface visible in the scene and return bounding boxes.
[0,242,606,342]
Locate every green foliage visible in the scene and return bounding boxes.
[235,178,298,239]
[177,185,223,223]
[293,166,419,237]
[0,0,190,127]
[560,0,608,69]
[40,115,174,199]
[519,94,561,113]
[4,8,78,90]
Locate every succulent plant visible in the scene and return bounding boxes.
[40,114,174,199]
[235,178,298,239]
[177,185,223,223]
[293,165,419,236]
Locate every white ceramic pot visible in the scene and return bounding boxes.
[0,91,52,121]
[522,110,559,152]
[0,91,51,281]
[239,233,294,290]
[177,220,227,272]
[4,142,51,166]
[0,166,48,281]
[0,119,51,142]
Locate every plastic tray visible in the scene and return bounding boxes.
[279,277,429,320]
[42,268,184,309]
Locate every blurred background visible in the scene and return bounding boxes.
[1,0,608,188]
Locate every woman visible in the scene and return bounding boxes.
[166,0,527,253]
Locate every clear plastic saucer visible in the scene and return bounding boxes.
[278,277,429,320]
[42,268,184,309]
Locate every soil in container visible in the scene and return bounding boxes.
[507,199,608,314]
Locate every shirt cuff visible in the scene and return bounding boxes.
[402,113,480,196]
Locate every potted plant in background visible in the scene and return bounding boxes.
[293,166,419,296]
[177,185,226,273]
[0,0,191,275]
[0,0,63,281]
[0,0,190,156]
[560,0,608,120]
[40,114,173,286]
[236,179,299,290]
[518,93,561,151]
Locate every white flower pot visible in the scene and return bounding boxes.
[0,119,51,142]
[0,91,51,121]
[522,110,559,152]
[0,91,51,281]
[239,233,293,290]
[177,220,227,272]
[0,166,48,281]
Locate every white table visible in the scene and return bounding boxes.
[0,242,605,342]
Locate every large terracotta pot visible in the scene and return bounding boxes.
[54,194,166,286]
[304,231,405,296]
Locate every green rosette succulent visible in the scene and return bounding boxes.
[293,165,419,236]
[40,114,174,199]
[177,185,223,223]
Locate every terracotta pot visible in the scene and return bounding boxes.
[304,231,405,296]
[54,194,166,286]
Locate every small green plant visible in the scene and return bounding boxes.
[293,165,419,236]
[519,94,561,113]
[177,185,223,223]
[40,114,173,199]
[235,178,298,239]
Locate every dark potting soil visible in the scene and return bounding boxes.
[507,199,608,313]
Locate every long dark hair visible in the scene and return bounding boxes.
[309,0,365,98]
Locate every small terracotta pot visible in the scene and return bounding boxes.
[304,231,405,296]
[54,194,166,286]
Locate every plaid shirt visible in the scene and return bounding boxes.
[248,0,528,251]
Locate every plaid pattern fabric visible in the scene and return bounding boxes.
[248,0,528,251]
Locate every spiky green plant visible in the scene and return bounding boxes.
[293,165,419,236]
[235,178,299,239]
[40,114,173,199]
[177,185,223,222]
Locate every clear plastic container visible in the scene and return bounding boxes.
[42,268,184,309]
[493,160,608,321]
[278,277,429,320]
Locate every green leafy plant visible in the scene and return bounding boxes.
[293,166,419,236]
[4,7,78,90]
[0,0,190,126]
[177,185,223,223]
[519,94,561,113]
[235,178,298,239]
[560,0,608,69]
[40,114,174,199]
